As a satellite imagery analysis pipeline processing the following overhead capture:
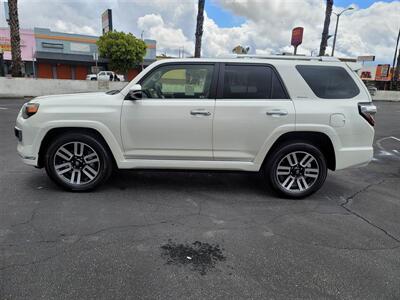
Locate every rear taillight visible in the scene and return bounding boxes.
[358,102,377,126]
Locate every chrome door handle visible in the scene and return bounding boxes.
[266,110,288,117]
[190,109,211,116]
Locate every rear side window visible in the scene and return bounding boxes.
[223,65,288,99]
[296,65,360,99]
[271,73,287,99]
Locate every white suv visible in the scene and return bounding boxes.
[15,56,376,198]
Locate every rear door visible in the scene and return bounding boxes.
[213,63,295,162]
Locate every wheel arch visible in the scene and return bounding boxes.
[37,127,118,168]
[263,131,336,171]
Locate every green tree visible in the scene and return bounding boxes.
[97,31,147,74]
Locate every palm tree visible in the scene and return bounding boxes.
[319,0,333,56]
[194,0,205,58]
[8,0,22,77]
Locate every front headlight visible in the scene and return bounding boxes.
[22,103,40,119]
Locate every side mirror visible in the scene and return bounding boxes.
[128,84,143,100]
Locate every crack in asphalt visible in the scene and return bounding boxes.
[0,206,216,271]
[272,231,400,251]
[339,179,400,244]
[0,236,155,272]
[10,206,40,228]
[3,178,399,271]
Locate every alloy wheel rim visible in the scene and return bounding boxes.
[276,151,319,193]
[53,142,100,185]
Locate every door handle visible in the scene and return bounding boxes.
[190,109,211,116]
[266,110,288,117]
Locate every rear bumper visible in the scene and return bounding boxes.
[335,146,373,170]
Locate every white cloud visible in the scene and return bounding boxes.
[137,13,194,56]
[214,0,400,62]
[54,20,97,36]
[0,0,398,63]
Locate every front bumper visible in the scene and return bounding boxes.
[14,127,22,142]
[15,113,41,167]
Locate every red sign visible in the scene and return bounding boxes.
[291,27,304,47]
[375,64,391,81]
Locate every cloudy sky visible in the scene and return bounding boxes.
[0,0,399,63]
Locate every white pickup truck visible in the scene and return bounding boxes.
[86,71,125,82]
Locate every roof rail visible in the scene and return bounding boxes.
[236,54,340,62]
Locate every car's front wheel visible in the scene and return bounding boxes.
[44,132,113,191]
[264,143,327,199]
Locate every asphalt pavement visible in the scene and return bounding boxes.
[0,99,399,299]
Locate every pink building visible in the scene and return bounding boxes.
[0,28,36,76]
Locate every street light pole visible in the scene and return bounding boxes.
[331,7,354,57]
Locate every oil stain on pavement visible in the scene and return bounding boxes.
[161,240,226,275]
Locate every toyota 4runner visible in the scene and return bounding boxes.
[15,55,376,198]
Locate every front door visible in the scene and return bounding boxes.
[121,63,216,160]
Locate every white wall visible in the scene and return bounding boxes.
[372,90,400,102]
[0,77,127,98]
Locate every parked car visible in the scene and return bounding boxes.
[15,56,376,198]
[367,86,378,96]
[86,71,125,82]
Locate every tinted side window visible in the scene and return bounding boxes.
[223,65,271,99]
[141,64,214,99]
[271,72,287,99]
[296,65,360,99]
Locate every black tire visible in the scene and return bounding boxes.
[91,78,97,81]
[264,143,327,199]
[44,132,113,191]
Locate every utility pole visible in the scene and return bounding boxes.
[32,48,36,78]
[391,28,400,90]
[394,48,400,90]
[140,31,144,71]
[0,48,4,76]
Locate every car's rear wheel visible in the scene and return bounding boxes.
[44,132,113,191]
[264,143,327,199]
